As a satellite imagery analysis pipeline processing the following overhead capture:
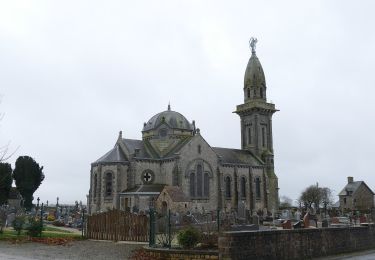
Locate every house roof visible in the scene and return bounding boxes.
[338,181,375,196]
[212,147,263,166]
[161,186,190,202]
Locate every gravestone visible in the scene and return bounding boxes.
[252,213,259,225]
[282,219,292,229]
[295,210,302,221]
[6,213,15,227]
[237,202,246,219]
[303,212,310,228]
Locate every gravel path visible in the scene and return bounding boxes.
[0,240,144,260]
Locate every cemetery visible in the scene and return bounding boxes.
[2,185,375,260]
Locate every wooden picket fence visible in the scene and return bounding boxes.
[86,209,149,242]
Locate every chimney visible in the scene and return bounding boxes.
[348,176,354,183]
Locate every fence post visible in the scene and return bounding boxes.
[40,203,43,237]
[149,208,155,247]
[217,209,220,233]
[168,209,171,248]
[82,208,85,238]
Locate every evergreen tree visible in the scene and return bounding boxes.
[0,162,12,205]
[13,156,44,210]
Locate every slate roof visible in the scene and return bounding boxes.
[244,52,266,87]
[122,138,151,158]
[94,138,263,167]
[143,109,194,132]
[162,186,190,202]
[213,147,263,166]
[123,139,143,154]
[338,181,375,196]
[94,144,127,163]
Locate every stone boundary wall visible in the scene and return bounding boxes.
[219,226,375,260]
[143,247,218,260]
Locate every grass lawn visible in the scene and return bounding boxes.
[0,227,83,240]
[43,226,73,233]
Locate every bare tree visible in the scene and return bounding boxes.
[320,187,334,216]
[0,99,18,162]
[299,185,322,212]
[299,184,334,215]
[280,195,293,208]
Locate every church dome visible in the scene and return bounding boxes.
[142,105,194,132]
[244,52,266,88]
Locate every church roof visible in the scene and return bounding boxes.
[161,186,190,202]
[94,143,127,163]
[123,139,143,153]
[213,147,263,166]
[142,107,194,132]
[121,184,165,194]
[244,52,266,88]
[122,138,153,158]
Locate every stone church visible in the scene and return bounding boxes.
[87,39,279,215]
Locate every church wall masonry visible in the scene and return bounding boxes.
[178,134,219,212]
[220,166,267,213]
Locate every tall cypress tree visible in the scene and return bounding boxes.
[13,156,44,210]
[0,162,12,205]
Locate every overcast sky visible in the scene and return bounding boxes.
[1,0,375,205]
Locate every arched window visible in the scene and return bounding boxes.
[240,177,246,199]
[255,177,261,199]
[260,88,264,98]
[247,88,250,98]
[262,127,266,147]
[189,163,210,199]
[105,172,113,197]
[204,172,209,197]
[197,164,203,197]
[172,166,179,186]
[225,176,231,198]
[248,127,252,145]
[190,172,195,197]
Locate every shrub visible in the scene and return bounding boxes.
[47,215,55,221]
[52,220,65,227]
[13,216,26,235]
[177,227,201,249]
[25,217,43,237]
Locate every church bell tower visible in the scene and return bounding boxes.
[234,38,278,158]
[234,37,279,210]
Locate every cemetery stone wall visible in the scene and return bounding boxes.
[219,226,375,259]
